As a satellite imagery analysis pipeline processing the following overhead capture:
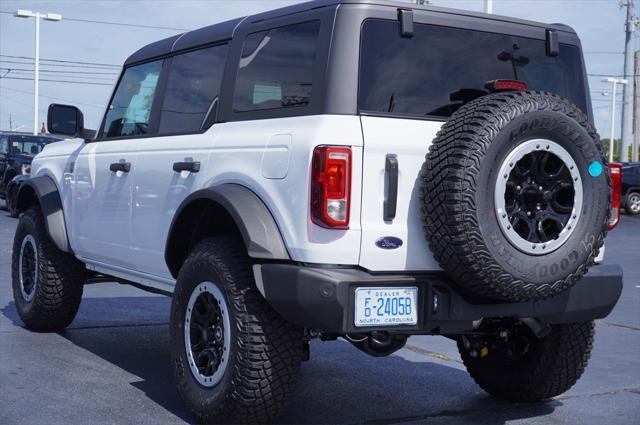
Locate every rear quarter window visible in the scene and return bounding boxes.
[358,19,588,119]
[232,20,321,113]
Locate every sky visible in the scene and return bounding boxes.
[0,0,631,137]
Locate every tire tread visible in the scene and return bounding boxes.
[421,91,609,301]
[172,237,303,424]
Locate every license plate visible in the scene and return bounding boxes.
[354,287,418,327]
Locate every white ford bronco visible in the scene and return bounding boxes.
[11,0,624,423]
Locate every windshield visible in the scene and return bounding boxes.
[359,20,588,118]
[9,136,58,155]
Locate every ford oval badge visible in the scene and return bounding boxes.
[375,236,403,250]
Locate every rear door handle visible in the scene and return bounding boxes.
[173,161,201,173]
[109,162,131,173]
[384,155,398,221]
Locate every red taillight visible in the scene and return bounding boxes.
[311,146,351,229]
[608,163,622,230]
[486,79,528,92]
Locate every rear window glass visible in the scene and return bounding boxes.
[158,44,228,134]
[359,20,588,118]
[233,20,321,112]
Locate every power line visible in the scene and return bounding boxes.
[63,16,187,31]
[1,94,34,109]
[0,67,118,76]
[588,73,636,78]
[0,10,187,31]
[2,73,116,83]
[0,86,105,109]
[3,72,116,82]
[584,51,625,55]
[0,54,120,68]
[0,59,119,70]
[0,76,112,86]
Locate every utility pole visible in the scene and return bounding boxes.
[634,51,640,162]
[484,0,494,14]
[604,77,628,163]
[620,1,637,162]
[13,9,62,136]
[9,114,13,132]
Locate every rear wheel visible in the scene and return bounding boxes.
[626,192,640,215]
[458,320,595,401]
[12,206,85,330]
[171,237,304,424]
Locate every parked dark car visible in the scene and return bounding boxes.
[5,174,28,217]
[0,133,61,200]
[622,162,640,215]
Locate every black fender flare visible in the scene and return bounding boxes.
[165,184,290,277]
[16,175,71,253]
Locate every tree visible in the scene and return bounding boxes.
[600,138,632,162]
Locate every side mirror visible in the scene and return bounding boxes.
[47,103,96,140]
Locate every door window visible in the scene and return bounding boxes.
[233,20,321,112]
[102,60,163,138]
[158,44,228,134]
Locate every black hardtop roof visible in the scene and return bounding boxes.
[124,0,576,67]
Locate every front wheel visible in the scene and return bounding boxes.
[12,206,85,330]
[626,192,640,215]
[458,320,595,401]
[6,185,19,218]
[170,237,304,424]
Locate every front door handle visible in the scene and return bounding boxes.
[173,161,201,173]
[109,162,131,173]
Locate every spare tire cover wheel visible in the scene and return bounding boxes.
[421,92,609,302]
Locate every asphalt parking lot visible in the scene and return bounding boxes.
[0,202,638,425]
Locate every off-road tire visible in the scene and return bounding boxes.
[421,91,609,302]
[2,171,16,200]
[12,206,85,330]
[171,237,304,424]
[6,185,19,218]
[458,321,595,401]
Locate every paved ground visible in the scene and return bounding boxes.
[0,202,638,425]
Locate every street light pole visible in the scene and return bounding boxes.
[604,77,628,162]
[620,1,637,162]
[13,9,62,135]
[484,0,494,14]
[34,14,40,135]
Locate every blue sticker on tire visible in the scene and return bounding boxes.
[588,161,603,177]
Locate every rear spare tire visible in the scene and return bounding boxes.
[421,91,609,301]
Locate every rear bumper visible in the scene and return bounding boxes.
[257,264,623,334]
